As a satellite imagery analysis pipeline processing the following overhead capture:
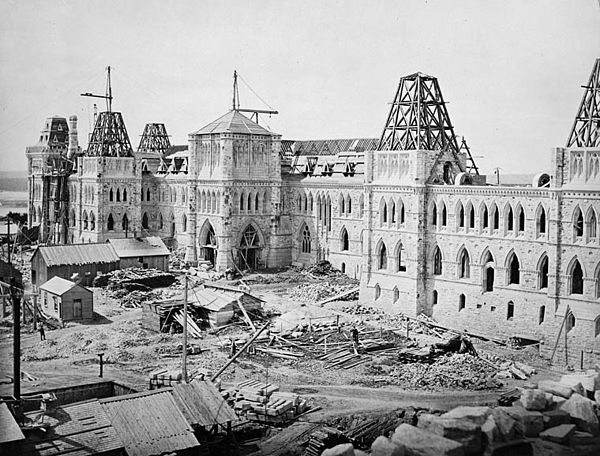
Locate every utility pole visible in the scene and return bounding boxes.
[182,274,188,383]
[7,217,21,400]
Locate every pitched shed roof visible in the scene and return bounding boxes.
[193,110,273,136]
[34,243,119,267]
[39,276,90,296]
[100,389,199,456]
[189,286,241,312]
[171,380,238,427]
[0,402,25,445]
[17,399,123,456]
[108,236,170,258]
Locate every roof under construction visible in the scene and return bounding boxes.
[108,236,170,258]
[86,111,134,157]
[193,110,273,135]
[567,58,600,148]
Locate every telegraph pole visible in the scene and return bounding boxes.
[182,274,188,383]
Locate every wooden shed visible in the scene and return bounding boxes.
[39,276,93,322]
[31,244,119,288]
[108,237,170,271]
[190,284,264,328]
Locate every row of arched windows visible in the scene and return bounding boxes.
[69,209,96,231]
[428,199,549,238]
[108,187,128,203]
[296,190,365,219]
[234,189,270,214]
[572,205,597,243]
[200,190,221,214]
[107,213,129,232]
[373,241,600,298]
[379,197,406,227]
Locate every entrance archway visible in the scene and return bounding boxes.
[199,221,218,266]
[238,224,262,270]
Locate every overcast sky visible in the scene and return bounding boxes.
[0,0,598,175]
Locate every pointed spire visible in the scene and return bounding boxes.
[378,73,461,154]
[138,123,171,156]
[567,59,600,148]
[86,112,133,157]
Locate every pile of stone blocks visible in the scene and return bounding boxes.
[319,370,600,455]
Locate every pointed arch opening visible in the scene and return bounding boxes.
[483,250,495,292]
[481,204,489,230]
[539,306,546,325]
[491,204,499,230]
[536,205,547,236]
[341,227,349,251]
[467,203,475,229]
[122,214,129,235]
[570,259,584,295]
[182,213,187,232]
[90,212,95,231]
[517,205,525,232]
[573,206,584,238]
[457,202,465,228]
[375,284,381,300]
[377,241,388,270]
[396,242,406,272]
[109,188,114,202]
[441,202,447,227]
[393,287,400,303]
[538,254,549,289]
[390,199,396,224]
[83,210,89,230]
[433,246,443,275]
[301,224,312,254]
[199,221,218,266]
[399,198,405,224]
[146,187,151,202]
[347,194,352,215]
[507,252,520,285]
[116,188,121,202]
[431,202,438,227]
[123,188,127,202]
[238,223,263,270]
[506,205,514,232]
[107,213,114,231]
[586,208,597,240]
[142,212,149,229]
[380,198,388,225]
[458,248,470,279]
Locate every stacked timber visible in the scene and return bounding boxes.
[254,347,305,360]
[229,380,309,424]
[148,368,201,389]
[318,349,367,369]
[303,427,349,456]
[172,310,203,338]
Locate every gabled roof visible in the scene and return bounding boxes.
[171,380,238,427]
[189,286,241,311]
[34,243,119,267]
[108,236,170,258]
[39,276,90,296]
[291,138,378,156]
[17,399,123,456]
[100,389,199,456]
[193,110,273,135]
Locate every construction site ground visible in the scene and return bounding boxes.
[0,264,569,442]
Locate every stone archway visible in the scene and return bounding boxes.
[198,221,218,266]
[238,224,262,270]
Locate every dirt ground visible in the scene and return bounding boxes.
[0,264,564,418]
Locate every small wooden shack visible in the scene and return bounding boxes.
[39,276,93,322]
[108,236,170,271]
[190,284,264,328]
[31,244,119,288]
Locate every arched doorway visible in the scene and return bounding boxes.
[199,223,217,266]
[238,224,262,270]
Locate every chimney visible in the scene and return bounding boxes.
[67,115,78,159]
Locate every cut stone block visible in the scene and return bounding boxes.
[481,408,520,447]
[417,414,482,455]
[392,423,464,456]
[538,380,574,399]
[371,435,405,456]
[539,424,576,444]
[559,377,586,396]
[322,443,355,456]
[441,406,492,426]
[520,389,548,411]
[560,393,600,435]
[498,406,544,437]
[542,409,571,429]
[551,395,567,407]
[561,372,600,393]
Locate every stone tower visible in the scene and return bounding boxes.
[70,110,141,243]
[186,110,290,270]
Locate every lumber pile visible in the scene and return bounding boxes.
[303,427,349,456]
[226,380,310,425]
[318,349,367,369]
[148,368,202,389]
[172,310,203,338]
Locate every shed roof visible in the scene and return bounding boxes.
[0,402,25,445]
[189,286,242,311]
[100,389,199,456]
[34,243,119,267]
[17,399,123,456]
[171,380,238,427]
[193,110,273,136]
[108,236,170,258]
[39,276,90,296]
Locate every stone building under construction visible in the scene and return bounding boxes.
[26,60,600,366]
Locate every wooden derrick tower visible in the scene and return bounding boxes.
[567,58,600,148]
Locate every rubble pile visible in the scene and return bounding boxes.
[223,380,311,425]
[364,353,501,391]
[341,305,384,316]
[321,378,600,456]
[288,282,358,304]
